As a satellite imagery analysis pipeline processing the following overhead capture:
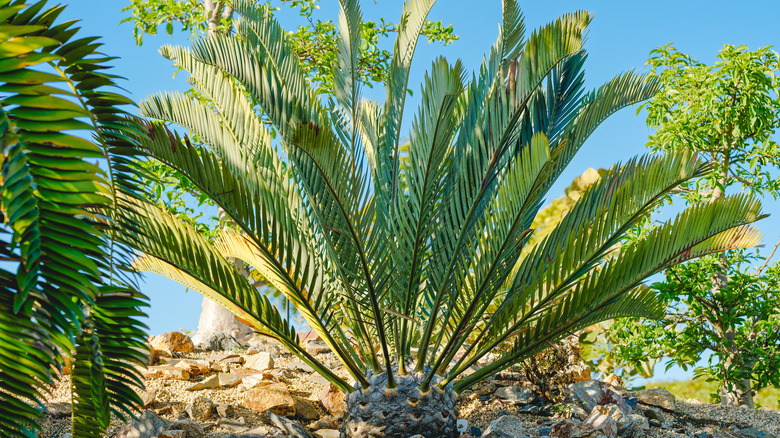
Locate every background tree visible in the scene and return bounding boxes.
[121,0,458,347]
[599,43,780,408]
[0,0,149,435]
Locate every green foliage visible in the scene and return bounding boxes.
[122,0,765,398]
[640,43,780,201]
[598,43,780,407]
[0,0,148,435]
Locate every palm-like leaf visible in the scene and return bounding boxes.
[126,0,767,400]
[0,1,148,435]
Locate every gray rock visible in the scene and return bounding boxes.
[585,408,618,437]
[308,374,331,386]
[457,419,469,434]
[200,332,244,351]
[169,419,206,438]
[629,414,649,431]
[598,389,632,414]
[551,418,597,438]
[633,388,676,411]
[495,386,537,405]
[738,428,777,438]
[482,415,531,438]
[268,412,312,438]
[287,361,314,373]
[114,410,169,438]
[565,380,613,413]
[592,405,635,437]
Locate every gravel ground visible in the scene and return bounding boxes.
[38,350,780,437]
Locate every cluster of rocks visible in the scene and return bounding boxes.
[43,330,780,438]
[462,379,778,438]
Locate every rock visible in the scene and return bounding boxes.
[225,425,272,438]
[598,389,632,414]
[471,426,483,437]
[142,365,190,380]
[319,383,347,417]
[159,431,186,438]
[185,395,213,421]
[230,367,264,376]
[305,340,331,356]
[244,352,274,371]
[295,399,320,421]
[175,359,211,376]
[457,419,469,434]
[592,405,635,437]
[311,416,341,430]
[169,419,206,438]
[482,415,530,438]
[642,407,664,424]
[585,408,618,437]
[115,410,169,438]
[604,374,622,386]
[287,361,314,373]
[268,412,313,438]
[633,388,676,410]
[246,337,282,356]
[629,414,649,431]
[551,418,597,438]
[140,389,156,407]
[540,427,552,437]
[738,428,777,438]
[298,330,322,343]
[219,372,243,387]
[570,405,589,421]
[244,383,296,416]
[495,386,537,405]
[624,396,638,410]
[216,403,234,418]
[313,430,340,438]
[149,331,194,356]
[565,380,613,413]
[185,374,220,391]
[199,332,243,351]
[215,353,244,363]
[309,374,331,386]
[241,374,272,389]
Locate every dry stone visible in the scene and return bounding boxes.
[585,408,618,437]
[149,331,194,356]
[268,412,313,438]
[295,399,320,421]
[219,372,242,387]
[592,404,635,437]
[565,380,613,413]
[185,374,219,391]
[185,395,213,421]
[551,418,597,438]
[175,359,210,376]
[634,388,676,411]
[114,410,169,438]
[313,430,340,438]
[169,419,206,438]
[244,383,296,416]
[482,415,531,438]
[598,389,632,414]
[244,352,274,371]
[319,383,347,417]
[158,431,186,438]
[142,365,190,380]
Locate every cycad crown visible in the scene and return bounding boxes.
[127,0,763,425]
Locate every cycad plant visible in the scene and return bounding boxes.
[0,0,149,436]
[125,1,766,437]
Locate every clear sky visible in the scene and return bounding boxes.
[58,0,780,382]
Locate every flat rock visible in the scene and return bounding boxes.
[592,404,635,437]
[495,386,537,405]
[308,374,331,386]
[185,374,220,391]
[482,415,531,438]
[114,410,169,438]
[169,419,206,438]
[244,352,274,371]
[244,383,296,416]
[142,365,190,380]
[313,430,340,438]
[175,359,211,376]
[140,389,156,407]
[305,340,331,355]
[149,331,194,356]
[159,431,186,438]
[219,372,242,387]
[287,361,314,373]
[598,389,632,415]
[634,388,676,411]
[268,412,312,438]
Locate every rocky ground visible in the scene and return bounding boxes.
[39,332,780,438]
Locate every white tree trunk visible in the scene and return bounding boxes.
[191,296,252,347]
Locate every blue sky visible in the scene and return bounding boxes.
[58,0,780,382]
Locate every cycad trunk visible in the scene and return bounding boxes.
[340,370,457,438]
